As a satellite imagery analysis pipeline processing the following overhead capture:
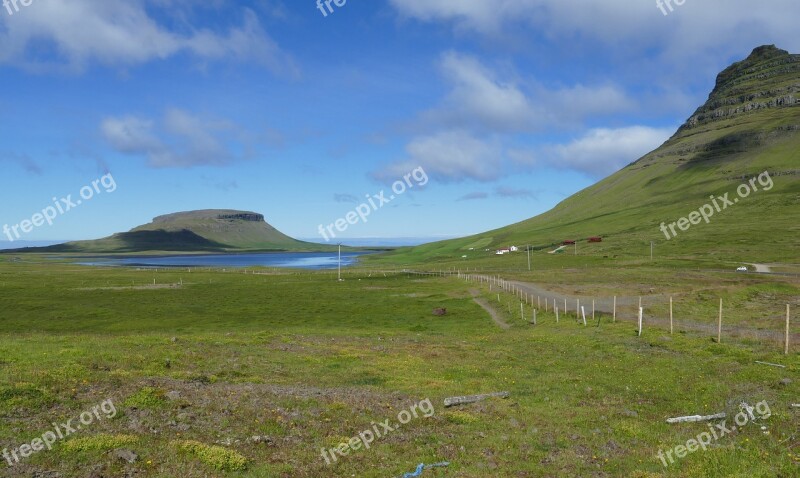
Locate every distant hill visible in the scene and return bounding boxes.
[12,209,330,253]
[0,240,67,250]
[381,45,800,264]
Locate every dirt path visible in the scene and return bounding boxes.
[469,289,510,329]
[507,280,652,313]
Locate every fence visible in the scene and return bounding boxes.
[392,269,795,355]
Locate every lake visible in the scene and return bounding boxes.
[75,252,371,270]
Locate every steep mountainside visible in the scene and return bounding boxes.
[380,45,800,264]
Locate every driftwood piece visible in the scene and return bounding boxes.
[791,404,800,409]
[666,412,726,424]
[444,391,509,408]
[755,361,786,368]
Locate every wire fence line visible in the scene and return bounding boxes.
[389,269,795,355]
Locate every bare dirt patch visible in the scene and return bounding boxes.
[74,284,183,291]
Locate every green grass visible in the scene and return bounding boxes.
[123,387,168,410]
[174,440,249,472]
[62,434,139,453]
[0,261,797,477]
[2,45,798,478]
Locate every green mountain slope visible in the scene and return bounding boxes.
[26,209,328,253]
[380,45,800,265]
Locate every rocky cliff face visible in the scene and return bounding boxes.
[217,213,265,222]
[149,210,265,225]
[679,45,800,132]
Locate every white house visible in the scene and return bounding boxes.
[496,248,510,255]
[509,246,519,252]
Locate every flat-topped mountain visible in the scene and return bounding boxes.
[20,209,326,253]
[129,209,302,250]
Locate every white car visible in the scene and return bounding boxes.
[736,266,748,272]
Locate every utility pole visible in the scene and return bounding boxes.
[650,241,654,260]
[527,245,531,271]
[338,243,342,281]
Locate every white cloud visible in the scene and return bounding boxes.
[389,0,800,74]
[414,52,636,136]
[101,117,162,155]
[377,50,647,182]
[373,131,504,182]
[101,108,249,168]
[494,186,537,199]
[390,0,510,33]
[548,126,674,177]
[420,52,637,133]
[377,50,644,182]
[0,0,296,74]
[457,191,489,201]
[545,84,635,123]
[427,52,537,132]
[389,0,655,36]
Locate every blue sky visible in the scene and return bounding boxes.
[1,0,798,245]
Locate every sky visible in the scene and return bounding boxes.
[1,0,799,246]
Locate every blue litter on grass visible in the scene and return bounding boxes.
[403,463,425,477]
[401,462,450,477]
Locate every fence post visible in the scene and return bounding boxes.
[717,298,723,343]
[786,304,791,355]
[638,307,643,337]
[669,297,673,335]
[613,296,616,323]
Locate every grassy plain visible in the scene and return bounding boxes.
[0,256,798,477]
